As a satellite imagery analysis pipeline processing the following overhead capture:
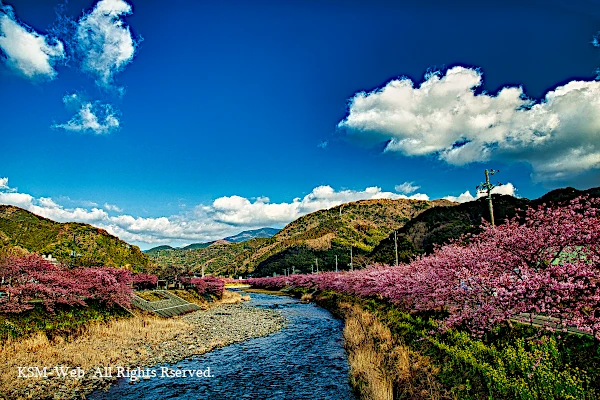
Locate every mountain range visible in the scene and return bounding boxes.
[2,186,598,278]
[144,227,281,254]
[146,198,453,277]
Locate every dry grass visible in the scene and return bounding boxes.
[0,289,246,399]
[300,293,313,302]
[340,303,444,400]
[215,290,243,305]
[0,315,191,399]
[305,233,336,251]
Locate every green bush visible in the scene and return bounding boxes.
[0,301,130,341]
[317,292,599,400]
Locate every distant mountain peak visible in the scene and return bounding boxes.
[224,227,280,243]
[143,227,280,253]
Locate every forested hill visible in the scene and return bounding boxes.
[369,186,600,265]
[148,198,455,278]
[247,198,454,277]
[0,205,151,270]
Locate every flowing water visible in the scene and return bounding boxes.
[90,293,357,399]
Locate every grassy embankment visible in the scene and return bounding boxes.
[292,289,600,400]
[0,289,244,342]
[0,311,191,398]
[0,289,245,397]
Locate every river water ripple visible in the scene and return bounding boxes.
[90,292,357,399]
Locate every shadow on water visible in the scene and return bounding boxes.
[90,293,357,399]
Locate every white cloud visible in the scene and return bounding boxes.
[104,203,122,212]
[0,3,65,80]
[0,177,8,189]
[443,182,517,203]
[75,0,137,89]
[53,93,120,135]
[338,66,600,181]
[0,177,518,247]
[205,185,433,227]
[0,191,33,208]
[395,182,420,194]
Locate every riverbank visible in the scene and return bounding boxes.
[0,292,285,400]
[319,295,445,400]
[310,290,599,400]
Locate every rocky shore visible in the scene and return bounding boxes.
[1,298,285,400]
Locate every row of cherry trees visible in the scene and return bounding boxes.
[177,275,225,297]
[0,254,137,313]
[0,255,232,313]
[248,196,600,339]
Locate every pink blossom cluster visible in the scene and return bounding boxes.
[0,254,136,313]
[178,275,225,297]
[131,273,158,290]
[247,197,600,338]
[200,276,225,297]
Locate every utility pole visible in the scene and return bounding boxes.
[394,231,399,267]
[477,169,502,227]
[315,258,319,274]
[71,232,76,268]
[335,255,338,273]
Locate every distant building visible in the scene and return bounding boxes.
[41,254,59,265]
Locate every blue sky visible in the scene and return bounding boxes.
[1,0,600,249]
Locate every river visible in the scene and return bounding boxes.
[90,292,357,399]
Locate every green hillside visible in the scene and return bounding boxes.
[148,198,455,277]
[247,198,453,276]
[369,186,600,265]
[146,238,269,278]
[0,205,151,270]
[180,242,214,251]
[145,245,174,253]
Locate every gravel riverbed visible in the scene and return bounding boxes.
[5,301,285,400]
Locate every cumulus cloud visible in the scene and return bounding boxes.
[0,2,65,80]
[0,191,33,209]
[0,178,447,246]
[443,182,517,203]
[53,93,120,135]
[0,177,521,246]
[75,0,138,89]
[338,66,600,181]
[204,185,434,227]
[395,182,420,194]
[0,177,33,208]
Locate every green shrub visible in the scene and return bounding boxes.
[317,292,599,400]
